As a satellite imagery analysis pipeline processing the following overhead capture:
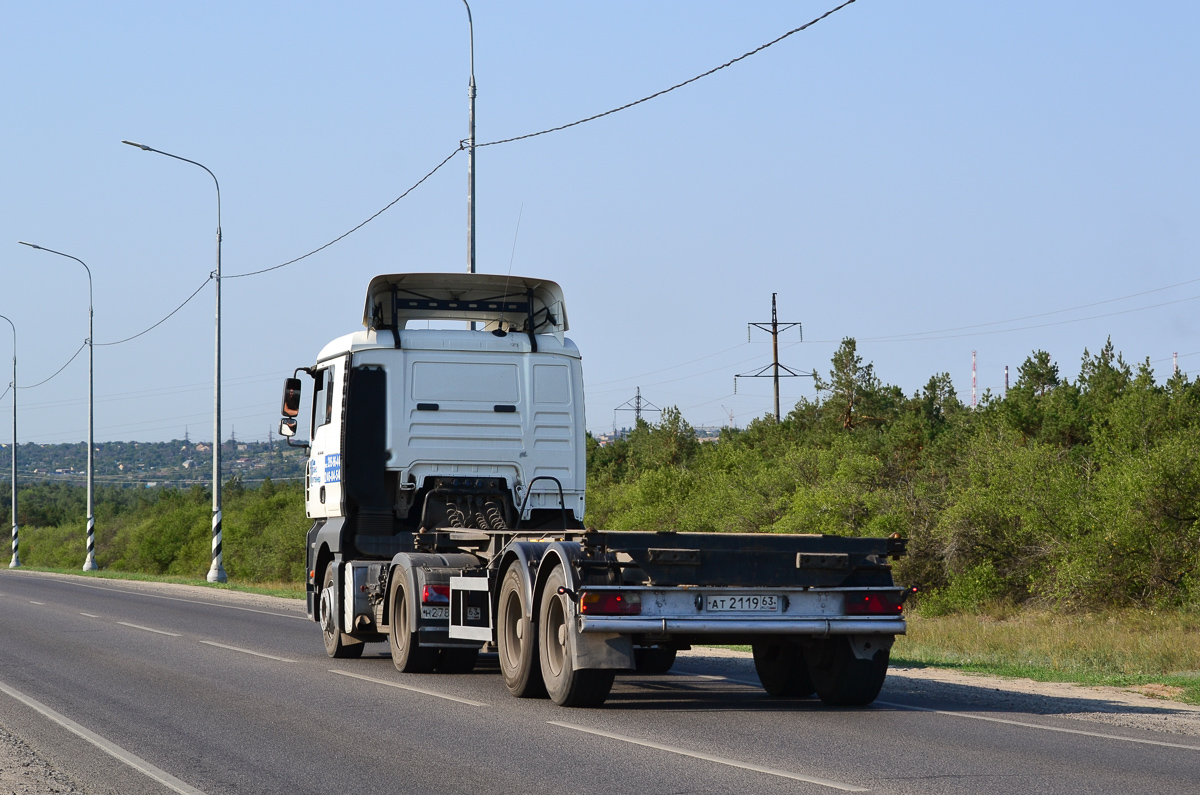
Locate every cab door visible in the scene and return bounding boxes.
[306,355,347,518]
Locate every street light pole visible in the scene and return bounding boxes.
[122,140,226,583]
[0,314,17,568]
[18,242,96,571]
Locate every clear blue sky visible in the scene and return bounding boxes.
[1,1,1197,444]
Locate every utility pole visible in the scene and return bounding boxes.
[1004,365,1009,395]
[614,387,661,436]
[735,294,813,422]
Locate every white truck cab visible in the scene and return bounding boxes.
[285,273,586,547]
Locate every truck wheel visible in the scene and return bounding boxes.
[320,565,364,659]
[437,648,479,674]
[806,637,889,706]
[389,576,438,673]
[538,567,615,707]
[633,647,677,675]
[497,565,546,698]
[752,643,814,697]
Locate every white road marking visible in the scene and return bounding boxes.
[0,677,207,795]
[79,612,100,618]
[28,600,45,605]
[548,721,869,791]
[116,621,181,637]
[19,575,307,620]
[875,700,1200,752]
[199,640,295,662]
[328,669,488,707]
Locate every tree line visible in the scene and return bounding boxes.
[587,338,1200,611]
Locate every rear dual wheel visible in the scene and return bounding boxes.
[497,565,546,698]
[806,637,889,706]
[390,576,439,673]
[752,643,814,697]
[389,577,480,674]
[539,567,615,707]
[634,647,678,675]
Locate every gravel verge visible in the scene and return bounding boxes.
[0,724,80,795]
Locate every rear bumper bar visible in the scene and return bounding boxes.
[577,617,905,636]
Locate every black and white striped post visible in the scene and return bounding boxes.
[0,314,17,569]
[122,140,226,582]
[18,243,97,571]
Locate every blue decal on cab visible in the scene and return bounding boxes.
[324,454,342,484]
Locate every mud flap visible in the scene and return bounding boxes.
[848,634,894,661]
[570,618,634,670]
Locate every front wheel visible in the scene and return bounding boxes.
[752,643,814,697]
[320,564,364,659]
[806,637,889,706]
[539,567,615,707]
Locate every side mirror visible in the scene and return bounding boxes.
[281,377,303,418]
[279,417,297,438]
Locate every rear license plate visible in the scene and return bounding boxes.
[420,606,449,620]
[705,594,779,612]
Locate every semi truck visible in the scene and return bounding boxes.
[278,272,907,708]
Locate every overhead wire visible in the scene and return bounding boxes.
[478,0,859,148]
[17,342,86,390]
[95,275,213,347]
[224,147,462,279]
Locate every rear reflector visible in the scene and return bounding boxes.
[422,584,451,605]
[844,592,904,616]
[579,590,642,616]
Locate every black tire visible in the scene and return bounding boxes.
[497,565,547,698]
[539,567,615,707]
[752,643,815,697]
[437,648,480,674]
[389,575,438,673]
[633,647,677,675]
[320,564,364,659]
[806,637,890,706]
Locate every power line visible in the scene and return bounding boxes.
[17,342,86,390]
[478,0,859,148]
[224,147,462,279]
[95,275,213,347]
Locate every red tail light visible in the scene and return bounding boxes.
[422,584,450,605]
[579,590,642,616]
[844,592,904,616]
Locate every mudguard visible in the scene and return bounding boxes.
[495,541,552,621]
[536,541,634,671]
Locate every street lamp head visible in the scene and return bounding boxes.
[16,242,41,250]
[121,140,151,151]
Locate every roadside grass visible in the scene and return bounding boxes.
[10,566,305,600]
[894,607,1200,705]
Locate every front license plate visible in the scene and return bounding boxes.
[420,606,449,620]
[705,594,779,612]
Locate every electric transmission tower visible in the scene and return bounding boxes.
[613,386,661,436]
[735,293,814,422]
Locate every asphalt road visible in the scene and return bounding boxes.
[0,570,1196,795]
